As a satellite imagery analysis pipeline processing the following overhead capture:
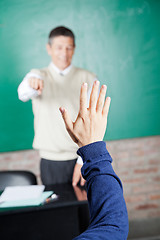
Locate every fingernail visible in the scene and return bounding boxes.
[83,82,87,87]
[60,107,65,113]
[95,80,100,85]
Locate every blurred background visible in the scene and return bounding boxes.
[0,0,160,239]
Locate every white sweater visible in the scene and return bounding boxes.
[18,63,95,161]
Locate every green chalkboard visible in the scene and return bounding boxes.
[0,0,160,152]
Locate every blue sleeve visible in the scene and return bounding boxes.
[73,141,129,240]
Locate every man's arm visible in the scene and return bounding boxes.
[17,72,43,102]
[59,81,129,239]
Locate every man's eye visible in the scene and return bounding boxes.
[67,47,73,50]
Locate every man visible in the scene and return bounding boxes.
[18,26,96,186]
[60,81,129,239]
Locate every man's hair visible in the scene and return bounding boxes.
[48,26,75,46]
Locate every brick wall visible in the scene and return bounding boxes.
[107,136,160,220]
[0,149,41,184]
[0,136,160,221]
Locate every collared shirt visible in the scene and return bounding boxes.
[18,62,88,165]
[50,62,72,76]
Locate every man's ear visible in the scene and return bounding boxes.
[46,43,52,56]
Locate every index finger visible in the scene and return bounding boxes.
[79,83,88,116]
[39,79,44,91]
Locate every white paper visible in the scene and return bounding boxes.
[0,191,53,208]
[0,185,45,203]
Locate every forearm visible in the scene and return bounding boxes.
[74,141,129,240]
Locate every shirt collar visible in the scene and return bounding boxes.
[50,62,72,75]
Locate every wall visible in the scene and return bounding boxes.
[0,136,160,221]
[109,136,160,220]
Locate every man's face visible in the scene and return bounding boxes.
[46,36,75,70]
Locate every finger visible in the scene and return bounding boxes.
[34,79,38,90]
[72,169,81,187]
[29,78,34,88]
[102,97,111,116]
[72,175,80,186]
[96,85,107,112]
[89,80,100,112]
[30,78,36,89]
[39,79,44,91]
[73,185,81,200]
[59,107,79,144]
[79,83,87,117]
[80,176,86,186]
[59,107,73,133]
[82,190,87,200]
[32,78,38,90]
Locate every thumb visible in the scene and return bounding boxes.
[59,107,73,133]
[59,107,78,144]
[72,163,81,186]
[80,176,86,186]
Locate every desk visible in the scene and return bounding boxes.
[0,183,89,240]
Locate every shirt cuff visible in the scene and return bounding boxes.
[77,141,112,164]
[18,72,43,102]
[76,156,83,165]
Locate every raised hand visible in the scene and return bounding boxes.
[59,80,111,148]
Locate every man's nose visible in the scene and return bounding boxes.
[61,48,68,56]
